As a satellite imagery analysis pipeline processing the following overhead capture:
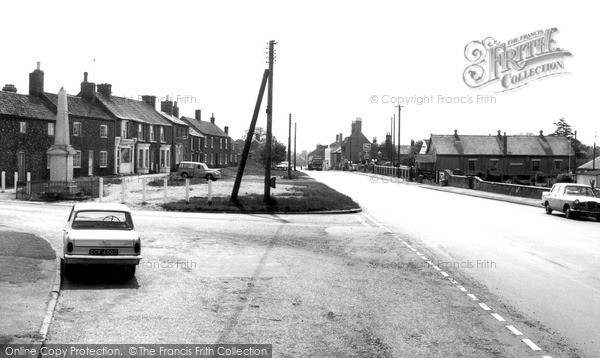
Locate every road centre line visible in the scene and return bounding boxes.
[522,339,542,351]
[506,325,523,336]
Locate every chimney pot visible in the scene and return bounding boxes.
[539,130,544,136]
[36,61,40,70]
[224,126,229,135]
[210,113,215,124]
[84,72,88,82]
[497,130,501,136]
[195,109,201,121]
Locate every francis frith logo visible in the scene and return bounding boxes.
[463,28,572,92]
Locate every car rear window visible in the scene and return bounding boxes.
[72,211,133,230]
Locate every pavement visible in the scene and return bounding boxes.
[357,171,542,207]
[0,229,59,346]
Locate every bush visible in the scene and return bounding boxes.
[556,174,574,183]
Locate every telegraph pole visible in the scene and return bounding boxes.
[288,113,292,178]
[294,122,297,171]
[264,40,276,202]
[396,105,403,175]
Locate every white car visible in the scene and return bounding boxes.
[62,203,142,279]
[275,161,289,170]
[542,183,600,221]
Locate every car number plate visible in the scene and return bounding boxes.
[89,249,118,255]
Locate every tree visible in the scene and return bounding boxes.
[552,118,574,138]
[399,140,424,166]
[258,137,287,167]
[242,127,266,141]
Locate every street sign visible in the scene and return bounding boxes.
[364,153,370,159]
[363,143,371,152]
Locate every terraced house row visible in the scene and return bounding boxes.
[0,64,235,181]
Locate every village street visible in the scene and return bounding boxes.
[1,170,597,357]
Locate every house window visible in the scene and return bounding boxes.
[220,138,223,149]
[20,121,27,133]
[160,127,165,142]
[73,122,81,136]
[191,138,195,151]
[47,123,54,136]
[468,159,476,171]
[47,154,51,169]
[211,137,214,148]
[74,151,82,168]
[532,160,540,171]
[150,126,156,142]
[99,151,107,168]
[554,160,562,171]
[100,125,107,138]
[121,121,127,138]
[489,159,499,171]
[138,124,144,141]
[204,137,207,148]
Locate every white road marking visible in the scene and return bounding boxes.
[478,303,491,311]
[467,293,478,301]
[426,261,434,265]
[457,285,467,292]
[491,313,506,322]
[410,248,417,252]
[506,325,523,336]
[440,271,449,277]
[432,265,442,271]
[542,356,553,358]
[522,339,541,351]
[415,251,421,255]
[421,256,428,260]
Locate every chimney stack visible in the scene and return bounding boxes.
[373,137,377,144]
[503,132,507,155]
[97,83,112,97]
[29,62,45,97]
[454,129,460,140]
[161,100,173,115]
[224,126,229,135]
[195,109,201,121]
[255,133,261,142]
[2,84,17,93]
[79,72,96,100]
[539,130,544,137]
[141,95,157,109]
[172,101,179,118]
[210,113,215,124]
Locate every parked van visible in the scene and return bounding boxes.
[176,161,221,181]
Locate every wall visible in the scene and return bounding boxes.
[444,170,550,199]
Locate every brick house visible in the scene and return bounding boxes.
[416,130,575,179]
[158,100,191,170]
[181,111,232,168]
[91,82,173,174]
[341,118,371,164]
[0,65,115,180]
[0,84,56,181]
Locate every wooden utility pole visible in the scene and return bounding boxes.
[264,40,276,202]
[288,113,292,178]
[231,69,269,202]
[294,122,297,171]
[396,105,403,175]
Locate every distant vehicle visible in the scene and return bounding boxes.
[275,161,289,170]
[62,203,141,279]
[542,183,600,221]
[177,161,221,181]
[307,156,323,171]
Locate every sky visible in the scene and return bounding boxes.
[2,1,598,154]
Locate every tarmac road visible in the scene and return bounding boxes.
[309,170,600,357]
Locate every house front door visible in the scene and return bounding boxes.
[17,152,26,181]
[88,150,94,176]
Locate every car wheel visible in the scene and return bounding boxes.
[564,205,575,219]
[544,202,553,215]
[63,261,75,280]
[206,174,214,181]
[181,172,189,179]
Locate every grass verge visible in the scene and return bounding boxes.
[161,178,359,213]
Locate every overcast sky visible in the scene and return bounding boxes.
[2,1,597,153]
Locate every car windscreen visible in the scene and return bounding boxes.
[72,210,133,230]
[564,186,596,197]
